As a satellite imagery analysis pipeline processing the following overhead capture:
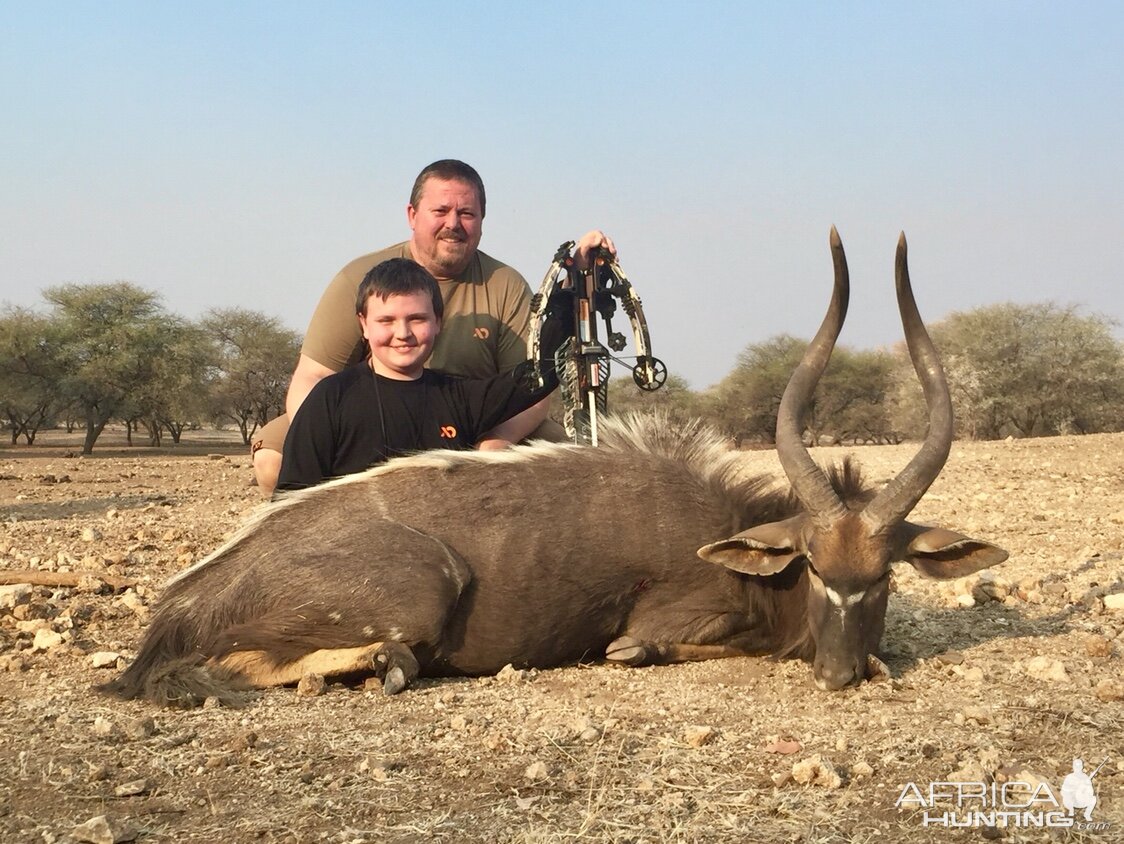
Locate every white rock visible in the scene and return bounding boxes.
[571,717,602,743]
[791,754,842,789]
[114,778,149,797]
[90,651,121,669]
[92,717,116,737]
[1025,656,1069,682]
[1094,679,1124,701]
[114,590,150,621]
[961,706,991,724]
[524,760,550,782]
[578,726,601,743]
[998,767,1050,798]
[117,590,147,611]
[32,628,64,651]
[496,663,530,683]
[972,578,1010,602]
[1103,593,1124,611]
[71,815,137,844]
[0,583,32,609]
[946,761,989,783]
[296,672,327,697]
[851,761,874,778]
[684,725,715,747]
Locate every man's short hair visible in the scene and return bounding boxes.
[409,159,487,218]
[356,258,444,321]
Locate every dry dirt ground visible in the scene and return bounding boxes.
[1,428,1122,843]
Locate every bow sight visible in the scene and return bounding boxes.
[527,241,667,445]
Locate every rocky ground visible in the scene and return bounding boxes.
[1,428,1122,843]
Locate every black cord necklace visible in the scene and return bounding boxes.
[369,360,430,460]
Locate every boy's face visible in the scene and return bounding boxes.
[358,291,441,380]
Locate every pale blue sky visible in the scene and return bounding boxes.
[2,2,1121,388]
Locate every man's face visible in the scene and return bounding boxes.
[407,177,483,279]
[358,291,441,380]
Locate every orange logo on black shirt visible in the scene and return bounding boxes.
[440,425,458,439]
[473,327,490,340]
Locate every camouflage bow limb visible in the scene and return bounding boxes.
[594,249,666,392]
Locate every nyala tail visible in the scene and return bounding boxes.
[98,654,247,709]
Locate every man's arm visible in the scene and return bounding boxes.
[276,382,339,494]
[286,354,338,420]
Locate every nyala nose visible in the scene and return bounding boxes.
[814,661,860,691]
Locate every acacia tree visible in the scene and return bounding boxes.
[817,348,898,444]
[43,282,170,454]
[702,335,805,445]
[202,308,300,444]
[0,307,70,444]
[928,303,1123,439]
[123,320,217,445]
[605,373,699,424]
[701,335,896,445]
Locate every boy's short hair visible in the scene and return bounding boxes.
[356,258,444,321]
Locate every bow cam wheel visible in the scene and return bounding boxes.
[632,357,668,392]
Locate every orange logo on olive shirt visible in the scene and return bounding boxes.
[473,327,490,340]
[440,425,458,439]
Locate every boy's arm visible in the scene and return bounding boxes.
[476,400,549,450]
[467,299,573,444]
[476,271,540,448]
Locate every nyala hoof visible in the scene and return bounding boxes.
[372,642,419,695]
[605,636,655,666]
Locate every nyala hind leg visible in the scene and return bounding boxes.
[217,642,389,687]
[210,524,472,691]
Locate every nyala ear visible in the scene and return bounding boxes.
[697,517,809,576]
[896,524,1009,580]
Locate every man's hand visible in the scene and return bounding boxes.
[574,230,616,270]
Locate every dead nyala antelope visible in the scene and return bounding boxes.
[101,228,1007,707]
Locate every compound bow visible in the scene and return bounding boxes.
[527,241,667,445]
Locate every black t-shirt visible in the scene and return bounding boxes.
[276,364,554,492]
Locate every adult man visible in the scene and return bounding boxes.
[252,159,614,494]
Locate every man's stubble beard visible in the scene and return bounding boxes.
[427,236,473,279]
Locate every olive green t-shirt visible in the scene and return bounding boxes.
[301,242,532,378]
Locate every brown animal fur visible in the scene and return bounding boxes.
[101,415,871,705]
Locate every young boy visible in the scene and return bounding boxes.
[276,258,568,492]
